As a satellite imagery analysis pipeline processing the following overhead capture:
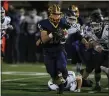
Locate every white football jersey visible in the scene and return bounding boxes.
[48,71,77,91]
[65,71,76,89]
[83,24,109,49]
[0,16,11,44]
[101,24,109,43]
[67,23,81,35]
[1,16,11,30]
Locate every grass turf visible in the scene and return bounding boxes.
[1,63,109,96]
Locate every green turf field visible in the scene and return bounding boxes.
[1,63,109,96]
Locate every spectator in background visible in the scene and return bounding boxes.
[19,8,25,24]
[19,8,26,63]
[39,11,48,19]
[5,4,20,63]
[22,9,42,62]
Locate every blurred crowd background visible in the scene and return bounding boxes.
[1,1,109,64]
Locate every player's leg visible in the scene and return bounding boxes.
[82,59,94,80]
[74,75,82,92]
[43,52,57,80]
[82,49,95,79]
[94,65,102,91]
[57,51,68,79]
[92,51,104,91]
[56,51,68,94]
[100,51,109,78]
[75,41,82,74]
[44,51,66,94]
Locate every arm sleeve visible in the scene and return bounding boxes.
[7,16,11,25]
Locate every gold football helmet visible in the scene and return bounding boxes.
[68,5,79,17]
[48,4,62,23]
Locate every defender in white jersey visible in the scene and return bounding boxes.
[1,7,13,58]
[1,7,13,39]
[82,21,109,52]
[65,7,89,75]
[48,71,82,92]
[82,8,109,92]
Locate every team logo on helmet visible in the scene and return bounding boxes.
[68,5,79,17]
[48,4,62,15]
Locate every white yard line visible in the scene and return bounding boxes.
[2,75,49,82]
[2,71,107,78]
[2,71,48,76]
[2,71,107,83]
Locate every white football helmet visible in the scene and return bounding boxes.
[48,79,59,91]
[90,22,102,33]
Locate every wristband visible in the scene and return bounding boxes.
[48,33,53,38]
[94,45,101,50]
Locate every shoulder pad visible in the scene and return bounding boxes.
[37,19,48,31]
[5,16,11,24]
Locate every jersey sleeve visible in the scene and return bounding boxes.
[37,21,47,33]
[6,16,11,25]
[102,25,109,39]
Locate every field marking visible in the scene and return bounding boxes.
[19,84,27,86]
[2,71,107,83]
[41,65,45,68]
[2,75,49,82]
[10,65,19,67]
[2,71,48,76]
[2,71,107,78]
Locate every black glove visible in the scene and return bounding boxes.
[52,28,65,40]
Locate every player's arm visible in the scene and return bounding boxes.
[7,16,13,30]
[88,38,103,52]
[37,23,53,44]
[37,23,52,44]
[74,31,89,48]
[63,29,68,39]
[41,30,53,44]
[81,38,89,48]
[36,39,42,46]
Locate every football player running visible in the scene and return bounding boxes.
[37,4,69,94]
